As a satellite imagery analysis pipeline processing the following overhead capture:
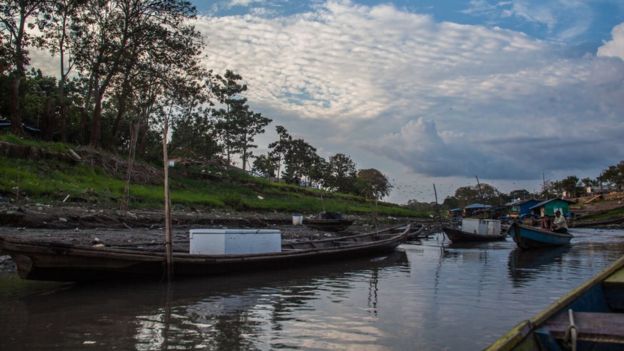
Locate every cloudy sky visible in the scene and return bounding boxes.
[188,0,624,203]
[34,0,624,203]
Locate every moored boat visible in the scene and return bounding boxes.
[486,254,624,351]
[509,222,572,249]
[442,226,506,242]
[0,225,410,282]
[443,218,506,242]
[304,212,354,232]
[304,218,354,232]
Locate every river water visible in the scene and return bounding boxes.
[1,228,624,350]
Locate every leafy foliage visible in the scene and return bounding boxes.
[599,161,624,190]
[355,168,392,200]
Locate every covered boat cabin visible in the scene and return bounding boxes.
[529,198,574,218]
[508,199,541,218]
[463,203,492,217]
[448,208,463,217]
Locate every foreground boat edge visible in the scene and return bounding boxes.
[485,254,624,350]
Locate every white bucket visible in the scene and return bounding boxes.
[292,214,303,225]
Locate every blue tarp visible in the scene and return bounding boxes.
[464,203,491,209]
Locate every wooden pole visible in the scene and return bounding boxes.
[433,183,444,242]
[162,115,173,281]
[475,175,482,200]
[433,184,441,225]
[121,122,139,211]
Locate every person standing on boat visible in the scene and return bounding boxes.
[551,210,568,233]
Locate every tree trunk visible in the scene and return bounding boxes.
[80,107,90,145]
[89,90,104,148]
[136,125,148,158]
[42,98,54,140]
[9,10,27,136]
[111,77,132,140]
[242,146,247,171]
[59,9,68,143]
[9,75,22,135]
[59,83,68,142]
[121,122,140,211]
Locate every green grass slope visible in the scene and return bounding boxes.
[0,135,427,217]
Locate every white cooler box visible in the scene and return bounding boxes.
[189,229,282,255]
[461,218,501,236]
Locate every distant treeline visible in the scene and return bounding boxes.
[0,0,391,200]
[407,160,624,211]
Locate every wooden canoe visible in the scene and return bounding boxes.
[442,226,507,242]
[508,223,572,250]
[486,254,624,351]
[0,225,410,282]
[303,218,354,232]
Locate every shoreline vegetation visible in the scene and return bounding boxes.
[0,134,427,218]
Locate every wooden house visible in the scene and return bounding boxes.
[508,199,541,218]
[529,198,574,217]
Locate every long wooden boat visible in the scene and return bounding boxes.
[442,226,507,242]
[509,222,572,249]
[486,254,624,351]
[0,225,410,282]
[304,218,354,232]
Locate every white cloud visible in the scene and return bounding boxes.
[464,0,596,41]
[195,1,545,121]
[227,0,264,8]
[192,4,624,181]
[25,1,624,193]
[598,22,624,60]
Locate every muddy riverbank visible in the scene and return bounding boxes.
[0,202,437,273]
[0,202,435,229]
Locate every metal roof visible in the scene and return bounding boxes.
[529,198,574,210]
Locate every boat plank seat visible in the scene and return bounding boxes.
[544,312,624,344]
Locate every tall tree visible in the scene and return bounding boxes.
[71,0,198,148]
[599,161,624,191]
[234,109,271,171]
[281,138,318,184]
[268,125,292,179]
[453,183,501,207]
[325,153,357,193]
[252,153,279,178]
[212,70,247,163]
[558,175,580,197]
[307,154,328,187]
[0,0,52,134]
[44,0,84,141]
[356,168,392,200]
[170,111,221,161]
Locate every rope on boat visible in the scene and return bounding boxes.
[563,309,577,351]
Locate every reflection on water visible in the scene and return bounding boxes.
[1,228,624,350]
[508,246,571,286]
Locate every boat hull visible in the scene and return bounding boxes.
[509,223,572,249]
[442,227,506,242]
[487,255,624,351]
[0,226,408,282]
